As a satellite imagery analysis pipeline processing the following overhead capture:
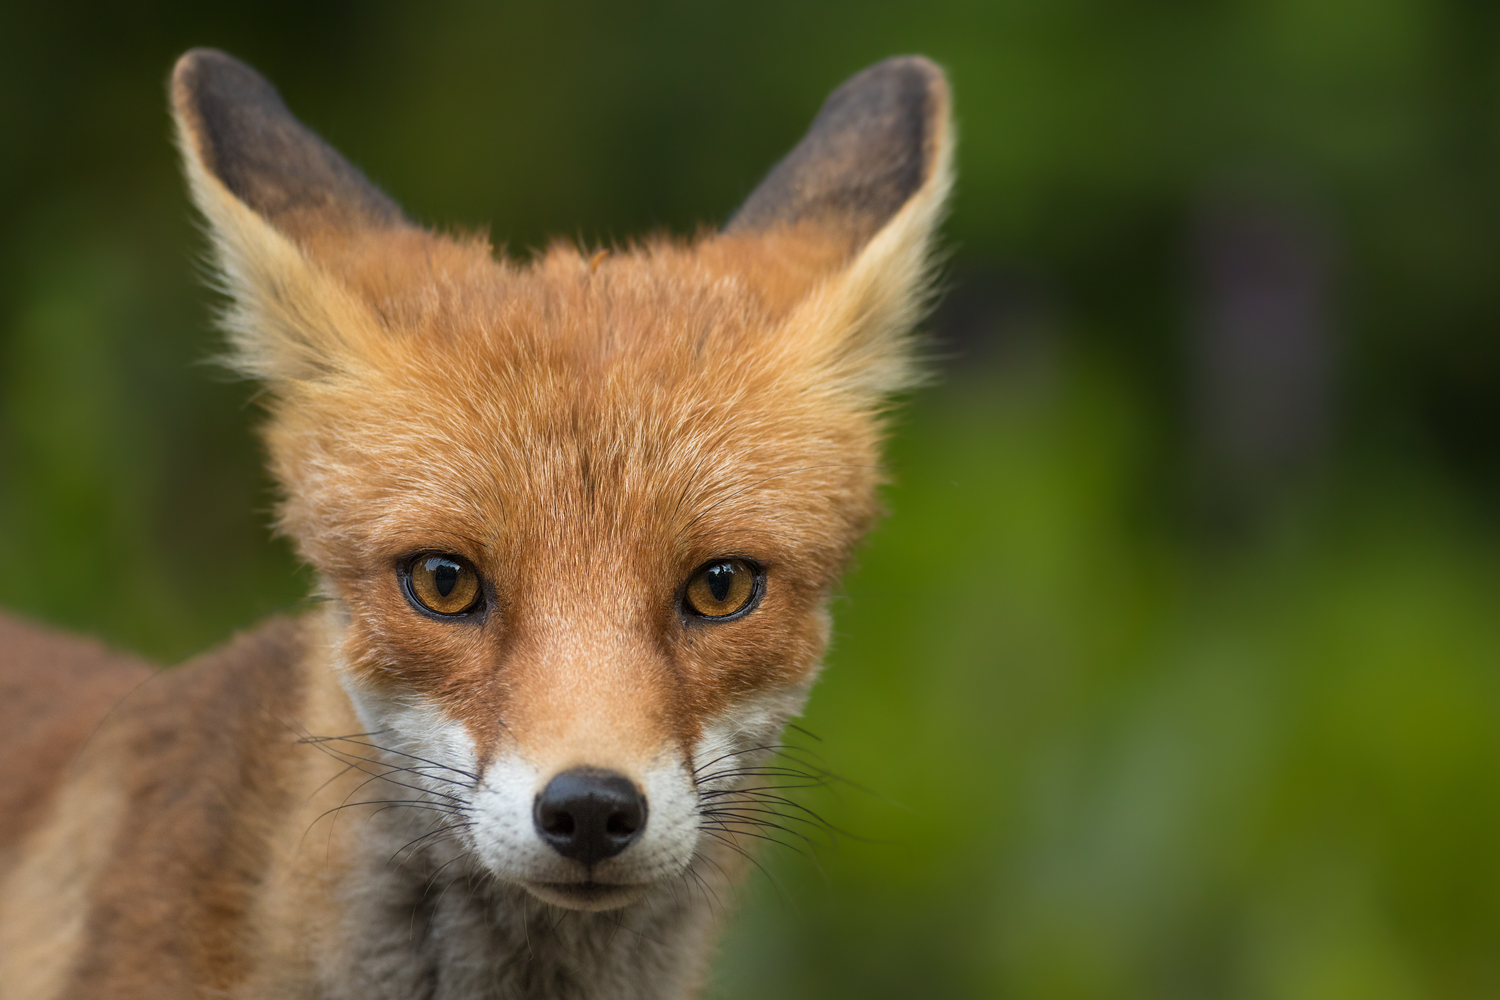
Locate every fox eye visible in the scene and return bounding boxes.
[403,554,482,617]
[683,559,760,620]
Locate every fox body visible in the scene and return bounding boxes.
[0,49,952,999]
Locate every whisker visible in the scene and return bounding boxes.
[696,773,840,791]
[290,726,473,808]
[698,781,831,796]
[695,829,797,908]
[308,798,468,831]
[690,848,737,887]
[699,810,832,851]
[330,760,471,806]
[304,759,363,805]
[389,822,474,868]
[699,802,835,834]
[314,750,473,808]
[691,744,796,776]
[700,791,870,840]
[700,820,815,861]
[784,722,824,744]
[302,733,479,782]
[682,865,723,914]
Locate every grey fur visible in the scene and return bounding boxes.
[727,55,946,252]
[324,814,720,999]
[173,48,407,239]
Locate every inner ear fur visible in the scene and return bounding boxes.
[723,55,954,401]
[171,48,443,383]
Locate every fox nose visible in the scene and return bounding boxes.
[534,768,647,865]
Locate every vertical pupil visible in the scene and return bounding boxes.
[706,563,733,602]
[431,559,459,598]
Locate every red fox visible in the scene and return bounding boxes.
[0,48,952,998]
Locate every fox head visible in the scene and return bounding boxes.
[171,48,951,911]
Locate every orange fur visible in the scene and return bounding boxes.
[0,49,953,999]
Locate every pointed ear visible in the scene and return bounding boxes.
[170,48,410,382]
[727,55,951,256]
[728,56,953,402]
[173,47,407,243]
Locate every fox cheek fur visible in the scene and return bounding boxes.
[0,46,950,1000]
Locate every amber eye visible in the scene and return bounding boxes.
[683,559,760,620]
[404,554,482,617]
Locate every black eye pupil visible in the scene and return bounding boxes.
[429,558,459,597]
[706,563,733,602]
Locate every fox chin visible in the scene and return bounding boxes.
[0,47,953,1000]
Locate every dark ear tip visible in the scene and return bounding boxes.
[173,48,228,103]
[173,47,257,82]
[172,47,229,84]
[864,54,947,89]
[169,47,407,238]
[726,53,952,244]
[171,48,282,119]
[835,54,951,128]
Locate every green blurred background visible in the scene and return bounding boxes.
[4,1,1500,996]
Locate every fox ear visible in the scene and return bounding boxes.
[170,48,408,382]
[172,48,406,242]
[727,56,950,256]
[727,56,954,401]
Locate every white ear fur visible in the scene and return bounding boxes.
[727,55,955,406]
[178,148,375,384]
[171,48,401,385]
[778,122,953,405]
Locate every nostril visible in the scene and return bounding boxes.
[533,767,648,866]
[541,811,575,837]
[605,810,637,836]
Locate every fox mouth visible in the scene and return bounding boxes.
[525,879,651,912]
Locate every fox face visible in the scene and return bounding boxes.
[171,50,950,911]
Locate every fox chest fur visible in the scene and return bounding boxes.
[0,48,952,999]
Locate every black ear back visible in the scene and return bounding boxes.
[726,56,949,254]
[172,48,407,241]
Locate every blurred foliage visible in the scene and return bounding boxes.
[3,1,1500,997]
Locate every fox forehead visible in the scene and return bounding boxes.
[274,237,884,587]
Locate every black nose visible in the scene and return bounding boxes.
[533,768,647,865]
